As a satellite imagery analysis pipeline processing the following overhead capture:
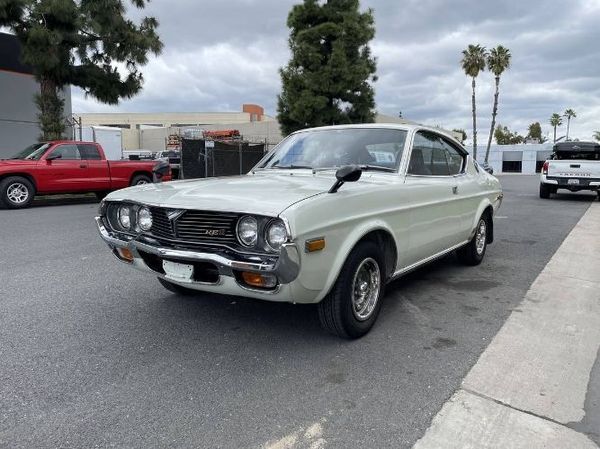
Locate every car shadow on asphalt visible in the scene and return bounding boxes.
[30,194,99,208]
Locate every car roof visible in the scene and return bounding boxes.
[292,123,463,147]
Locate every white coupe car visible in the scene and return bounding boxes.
[96,124,503,338]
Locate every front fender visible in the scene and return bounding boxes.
[293,219,400,303]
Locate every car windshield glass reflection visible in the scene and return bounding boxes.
[260,128,407,172]
[9,143,51,160]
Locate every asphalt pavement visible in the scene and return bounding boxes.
[0,175,596,449]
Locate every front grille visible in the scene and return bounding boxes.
[148,208,239,246]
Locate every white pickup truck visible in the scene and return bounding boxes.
[540,141,600,199]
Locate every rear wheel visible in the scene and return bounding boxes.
[457,215,488,266]
[0,176,35,209]
[157,277,196,296]
[318,241,385,339]
[131,174,152,186]
[539,183,552,199]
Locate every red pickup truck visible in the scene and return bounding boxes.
[0,140,170,209]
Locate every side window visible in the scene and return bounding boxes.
[440,138,466,175]
[408,131,438,175]
[50,144,81,160]
[78,144,102,160]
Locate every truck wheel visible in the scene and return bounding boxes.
[539,183,551,199]
[0,176,35,209]
[457,215,489,266]
[317,240,385,339]
[131,174,152,186]
[157,277,196,296]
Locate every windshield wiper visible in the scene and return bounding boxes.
[271,164,313,169]
[359,164,396,172]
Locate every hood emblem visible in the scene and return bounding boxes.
[166,209,185,221]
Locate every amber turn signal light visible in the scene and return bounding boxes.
[240,272,277,288]
[305,237,325,253]
[116,247,134,263]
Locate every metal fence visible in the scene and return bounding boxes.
[181,138,266,179]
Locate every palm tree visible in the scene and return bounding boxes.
[564,108,576,140]
[593,131,600,142]
[461,44,487,159]
[549,113,563,143]
[484,45,511,164]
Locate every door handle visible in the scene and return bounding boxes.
[452,185,458,194]
[79,164,87,168]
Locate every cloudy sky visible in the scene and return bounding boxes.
[73,0,600,141]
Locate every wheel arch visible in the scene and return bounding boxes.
[316,221,400,302]
[470,200,494,244]
[0,172,38,191]
[129,171,153,185]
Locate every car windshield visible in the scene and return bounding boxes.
[9,143,51,160]
[258,128,408,171]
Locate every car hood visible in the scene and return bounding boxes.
[105,172,336,216]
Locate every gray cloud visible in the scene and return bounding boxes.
[73,0,600,140]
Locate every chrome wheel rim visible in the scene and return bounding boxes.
[136,179,149,185]
[7,182,29,204]
[351,257,381,321]
[475,219,486,255]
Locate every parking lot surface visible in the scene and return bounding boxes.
[0,175,596,449]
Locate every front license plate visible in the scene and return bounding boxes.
[567,179,580,185]
[162,260,194,281]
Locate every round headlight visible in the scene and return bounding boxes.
[138,206,153,231]
[237,216,258,247]
[266,220,288,251]
[118,205,131,229]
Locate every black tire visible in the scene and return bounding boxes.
[131,174,152,186]
[457,215,489,266]
[95,191,108,201]
[317,240,386,339]
[539,183,551,199]
[0,176,35,209]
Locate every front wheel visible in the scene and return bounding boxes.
[457,215,488,266]
[317,241,385,339]
[0,176,35,209]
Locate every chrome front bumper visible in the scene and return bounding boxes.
[95,216,301,289]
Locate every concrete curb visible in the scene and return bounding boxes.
[413,203,600,448]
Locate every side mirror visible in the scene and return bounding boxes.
[329,165,362,193]
[46,153,62,161]
[153,160,171,183]
[482,164,494,175]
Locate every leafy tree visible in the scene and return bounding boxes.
[564,108,576,140]
[549,113,563,143]
[593,131,600,142]
[494,124,524,145]
[277,0,377,135]
[0,0,163,140]
[452,128,467,143]
[526,122,547,143]
[460,44,487,159]
[483,45,511,164]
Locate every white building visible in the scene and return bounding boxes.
[467,143,554,174]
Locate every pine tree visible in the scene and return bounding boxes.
[277,0,377,135]
[0,0,163,140]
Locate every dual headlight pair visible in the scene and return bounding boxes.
[112,204,153,232]
[237,216,288,251]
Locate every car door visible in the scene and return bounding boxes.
[40,144,89,192]
[78,144,111,191]
[402,130,465,266]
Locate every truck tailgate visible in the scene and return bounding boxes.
[547,160,600,179]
